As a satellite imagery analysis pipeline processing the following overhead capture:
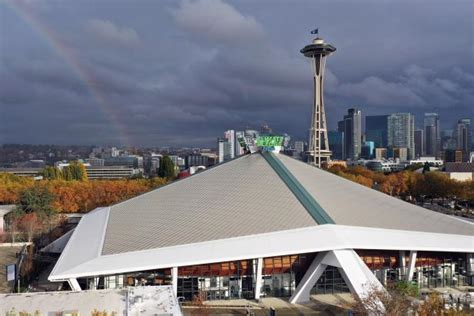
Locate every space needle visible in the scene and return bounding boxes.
[301,29,336,167]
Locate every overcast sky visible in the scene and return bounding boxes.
[1,0,473,147]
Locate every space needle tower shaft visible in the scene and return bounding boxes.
[301,30,336,167]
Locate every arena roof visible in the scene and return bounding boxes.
[49,152,474,281]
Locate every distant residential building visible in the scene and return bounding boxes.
[456,119,471,161]
[84,158,105,167]
[168,155,185,171]
[387,113,415,160]
[185,155,209,168]
[342,108,362,160]
[375,148,387,160]
[0,168,42,177]
[444,149,463,163]
[144,154,162,176]
[361,141,375,160]
[414,129,424,158]
[424,113,440,158]
[365,115,388,148]
[391,147,409,162]
[85,166,140,179]
[0,205,15,232]
[328,131,344,160]
[104,156,143,169]
[365,160,405,172]
[408,157,443,167]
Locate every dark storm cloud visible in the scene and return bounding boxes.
[0,0,473,146]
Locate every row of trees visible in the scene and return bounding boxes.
[0,173,168,212]
[42,161,88,181]
[326,165,474,202]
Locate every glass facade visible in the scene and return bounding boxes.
[75,251,472,301]
[177,260,255,301]
[311,266,350,294]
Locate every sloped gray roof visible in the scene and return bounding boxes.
[276,154,474,236]
[102,154,318,255]
[445,162,474,173]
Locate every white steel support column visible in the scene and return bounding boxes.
[68,278,81,291]
[329,250,385,299]
[399,250,406,280]
[289,251,328,304]
[254,258,263,300]
[172,266,178,297]
[406,251,417,282]
[290,249,386,307]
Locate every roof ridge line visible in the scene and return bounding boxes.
[261,151,335,225]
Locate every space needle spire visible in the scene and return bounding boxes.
[301,29,336,167]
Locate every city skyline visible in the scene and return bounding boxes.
[1,0,473,147]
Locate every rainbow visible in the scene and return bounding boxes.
[4,0,132,147]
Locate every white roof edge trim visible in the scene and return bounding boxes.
[49,224,474,281]
[96,206,111,256]
[49,207,110,278]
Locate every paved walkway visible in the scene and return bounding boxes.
[182,294,353,315]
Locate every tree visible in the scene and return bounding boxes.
[41,166,62,180]
[158,156,176,180]
[17,185,54,218]
[62,161,88,181]
[5,208,23,243]
[422,162,431,174]
[19,213,42,242]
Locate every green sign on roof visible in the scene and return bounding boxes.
[256,135,284,148]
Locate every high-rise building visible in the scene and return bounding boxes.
[441,129,456,151]
[328,131,344,160]
[235,131,246,157]
[361,141,375,160]
[218,138,232,163]
[387,113,415,160]
[224,130,236,160]
[365,115,388,148]
[444,149,463,163]
[424,113,440,158]
[342,108,362,160]
[301,33,336,167]
[456,118,471,161]
[414,129,424,158]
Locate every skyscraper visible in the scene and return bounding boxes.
[328,131,344,160]
[218,138,232,163]
[342,108,362,160]
[387,113,415,160]
[224,130,236,160]
[424,113,440,158]
[366,115,388,148]
[414,129,424,158]
[300,32,336,167]
[456,118,471,161]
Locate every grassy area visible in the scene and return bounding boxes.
[0,246,21,293]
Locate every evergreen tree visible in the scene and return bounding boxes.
[17,185,54,218]
[158,156,176,180]
[422,162,430,174]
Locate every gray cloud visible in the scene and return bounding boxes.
[85,19,141,46]
[1,0,473,147]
